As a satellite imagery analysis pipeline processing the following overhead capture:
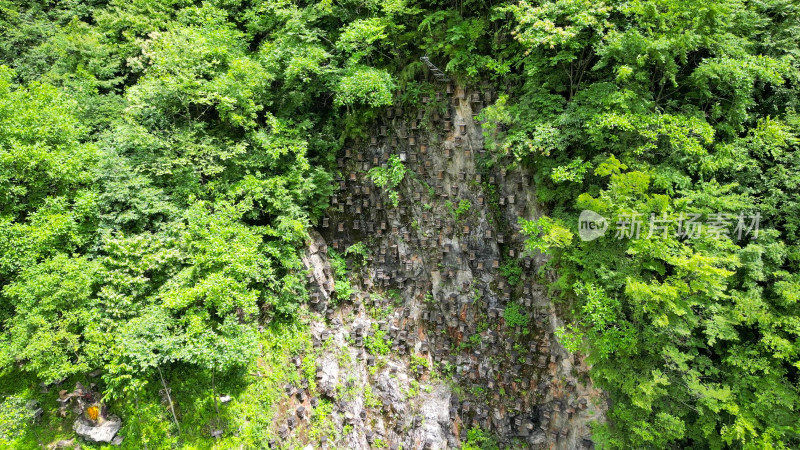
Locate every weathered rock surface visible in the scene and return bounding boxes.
[303,230,336,312]
[288,83,606,448]
[73,415,121,443]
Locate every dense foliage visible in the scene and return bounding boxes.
[498,1,800,448]
[0,0,400,444]
[0,0,797,448]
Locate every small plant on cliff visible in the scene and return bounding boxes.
[327,249,353,304]
[410,354,429,375]
[364,385,382,409]
[404,380,420,399]
[344,241,370,265]
[499,258,522,286]
[445,199,472,222]
[462,426,499,450]
[503,302,529,328]
[368,154,406,207]
[364,323,391,355]
[386,289,403,306]
[454,199,471,221]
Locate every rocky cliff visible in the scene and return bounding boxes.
[275,84,606,449]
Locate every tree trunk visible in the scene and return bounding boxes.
[157,366,181,435]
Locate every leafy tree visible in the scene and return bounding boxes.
[498,0,800,447]
[1,255,101,384]
[0,67,101,383]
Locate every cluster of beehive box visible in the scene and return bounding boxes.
[304,83,598,448]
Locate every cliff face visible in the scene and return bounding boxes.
[285,85,606,449]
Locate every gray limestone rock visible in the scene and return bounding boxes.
[73,415,121,443]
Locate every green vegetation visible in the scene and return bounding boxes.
[0,0,797,448]
[409,354,430,375]
[328,248,354,304]
[404,380,421,399]
[367,154,407,207]
[499,259,522,287]
[448,199,472,222]
[308,398,337,442]
[453,200,472,222]
[386,289,404,306]
[502,302,529,329]
[461,425,498,449]
[344,241,371,264]
[364,324,391,356]
[454,333,483,353]
[363,385,382,409]
[501,1,800,448]
[0,397,34,442]
[336,375,361,402]
[1,321,317,447]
